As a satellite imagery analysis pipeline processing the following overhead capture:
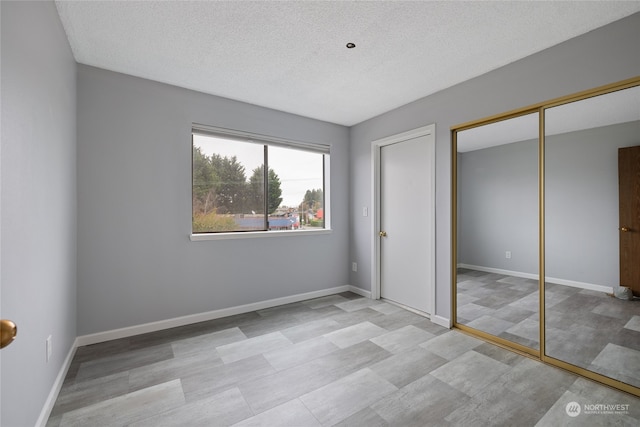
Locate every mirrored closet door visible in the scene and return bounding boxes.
[452,76,640,396]
[544,84,640,390]
[454,112,540,354]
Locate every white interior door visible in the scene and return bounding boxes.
[379,132,433,314]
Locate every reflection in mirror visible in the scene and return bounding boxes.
[456,112,539,350]
[545,85,640,388]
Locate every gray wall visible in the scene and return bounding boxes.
[458,139,539,274]
[1,1,77,426]
[546,121,640,286]
[349,12,640,320]
[76,66,350,335]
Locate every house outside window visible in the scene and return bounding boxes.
[191,125,329,237]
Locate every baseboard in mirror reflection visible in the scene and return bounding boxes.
[457,263,613,294]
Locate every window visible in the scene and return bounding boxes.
[192,125,329,236]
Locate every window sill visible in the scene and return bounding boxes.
[190,228,332,241]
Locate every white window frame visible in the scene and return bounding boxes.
[190,124,331,241]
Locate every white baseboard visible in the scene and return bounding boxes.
[76,285,351,346]
[458,264,538,280]
[431,315,451,329]
[457,263,613,294]
[36,338,78,427]
[347,285,371,298]
[544,277,613,294]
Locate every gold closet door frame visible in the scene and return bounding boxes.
[451,75,640,397]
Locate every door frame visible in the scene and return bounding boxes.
[371,124,436,316]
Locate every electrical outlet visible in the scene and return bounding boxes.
[505,251,512,259]
[46,335,52,362]
[362,207,368,217]
[352,262,358,272]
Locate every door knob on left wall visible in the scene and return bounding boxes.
[1,319,17,349]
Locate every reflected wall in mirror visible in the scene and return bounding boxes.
[456,112,540,350]
[545,85,640,388]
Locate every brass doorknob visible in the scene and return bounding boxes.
[379,231,387,237]
[1,319,17,349]
[620,226,630,232]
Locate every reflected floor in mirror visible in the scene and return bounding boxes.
[457,268,540,349]
[457,268,640,389]
[546,284,640,389]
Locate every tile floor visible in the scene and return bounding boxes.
[457,268,640,389]
[47,292,640,426]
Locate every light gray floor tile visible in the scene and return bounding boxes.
[492,305,535,323]
[263,336,339,371]
[75,343,174,381]
[507,292,539,312]
[370,346,447,388]
[457,303,494,322]
[473,342,526,366]
[371,374,469,426]
[591,343,640,385]
[455,292,479,306]
[217,331,293,364]
[419,330,483,360]
[239,313,305,338]
[430,351,510,397]
[292,304,346,323]
[323,321,387,349]
[181,355,276,402]
[412,318,450,335]
[497,357,576,409]
[590,298,638,321]
[457,279,486,290]
[332,407,389,427]
[311,340,392,377]
[171,327,247,358]
[335,297,382,312]
[231,399,321,427]
[302,294,350,309]
[624,315,640,332]
[130,387,252,427]
[503,317,539,344]
[370,302,405,315]
[464,286,497,299]
[445,379,544,427]
[238,341,390,414]
[497,275,533,286]
[370,325,434,354]
[466,315,515,335]
[279,318,341,343]
[237,356,342,414]
[544,291,571,308]
[257,302,312,318]
[330,307,384,327]
[59,379,185,427]
[50,371,130,416]
[300,368,398,426]
[129,348,224,392]
[368,309,429,331]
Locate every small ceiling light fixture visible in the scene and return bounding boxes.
[346,42,356,49]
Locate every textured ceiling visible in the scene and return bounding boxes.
[55,1,640,126]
